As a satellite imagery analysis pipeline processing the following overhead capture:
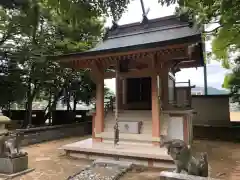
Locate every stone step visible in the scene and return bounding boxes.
[100,132,153,142]
[93,159,133,168]
[102,140,153,146]
[105,117,152,121]
[103,127,152,133]
[105,117,152,122]
[106,112,152,117]
[104,120,152,124]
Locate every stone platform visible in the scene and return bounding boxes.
[61,138,174,168]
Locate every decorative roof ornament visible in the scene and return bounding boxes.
[102,20,119,40]
[140,0,150,26]
[110,20,119,31]
[102,2,122,40]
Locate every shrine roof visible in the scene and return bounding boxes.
[90,15,202,52]
[54,15,204,65]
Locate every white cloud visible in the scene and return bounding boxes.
[176,61,230,89]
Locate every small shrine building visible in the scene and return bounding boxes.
[59,15,205,167]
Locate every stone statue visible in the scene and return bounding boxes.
[114,122,119,146]
[185,152,208,177]
[160,135,208,177]
[0,115,30,175]
[160,135,189,158]
[0,132,26,158]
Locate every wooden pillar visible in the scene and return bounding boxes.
[117,78,123,110]
[152,74,160,146]
[115,61,120,115]
[94,72,104,142]
[162,68,169,109]
[122,78,127,109]
[151,57,160,146]
[92,113,96,139]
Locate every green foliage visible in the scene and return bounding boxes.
[160,0,240,66]
[0,55,26,109]
[104,86,115,98]
[160,0,240,101]
[223,56,240,103]
[0,0,130,125]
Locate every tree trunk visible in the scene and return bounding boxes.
[73,95,77,112]
[27,97,33,126]
[48,92,52,125]
[67,91,71,111]
[23,80,32,128]
[24,98,33,128]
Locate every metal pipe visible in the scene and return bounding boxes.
[203,63,208,95]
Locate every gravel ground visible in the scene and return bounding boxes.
[68,163,129,180]
[11,136,240,180]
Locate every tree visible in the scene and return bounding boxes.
[159,0,240,65]
[0,0,131,126]
[223,57,240,103]
[159,0,240,100]
[0,54,26,109]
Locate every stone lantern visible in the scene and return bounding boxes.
[0,111,11,134]
[0,111,34,177]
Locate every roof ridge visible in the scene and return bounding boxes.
[108,24,189,40]
[117,15,178,29]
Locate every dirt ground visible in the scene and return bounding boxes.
[15,136,92,180]
[14,136,240,180]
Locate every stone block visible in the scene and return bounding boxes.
[0,155,28,174]
[118,121,141,134]
[93,158,133,168]
[159,171,220,180]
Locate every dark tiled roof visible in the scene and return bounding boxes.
[89,15,202,52]
[53,15,203,60]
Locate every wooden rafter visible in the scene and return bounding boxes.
[60,43,201,70]
[104,67,164,79]
[59,43,189,62]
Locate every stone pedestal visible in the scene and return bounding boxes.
[0,155,28,174]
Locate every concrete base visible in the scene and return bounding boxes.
[0,155,28,174]
[0,168,35,179]
[159,171,220,180]
[62,138,175,169]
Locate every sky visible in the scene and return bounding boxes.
[104,0,230,93]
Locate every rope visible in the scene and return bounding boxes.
[114,60,120,146]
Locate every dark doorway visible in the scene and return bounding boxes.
[126,77,151,110]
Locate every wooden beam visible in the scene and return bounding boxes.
[59,43,190,62]
[60,46,199,70]
[104,68,158,79]
[90,61,104,82]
